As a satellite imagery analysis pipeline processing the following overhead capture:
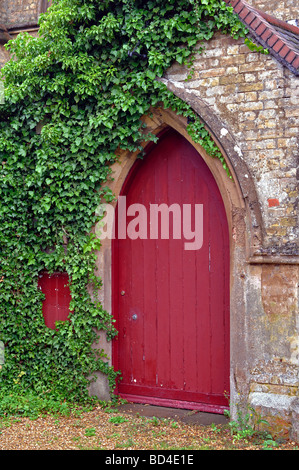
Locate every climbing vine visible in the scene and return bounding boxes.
[0,0,247,404]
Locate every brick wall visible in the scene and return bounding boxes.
[0,0,39,27]
[248,0,299,22]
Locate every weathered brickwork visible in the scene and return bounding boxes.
[0,0,7,23]
[165,33,298,255]
[0,0,298,441]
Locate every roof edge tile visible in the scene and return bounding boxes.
[224,0,299,76]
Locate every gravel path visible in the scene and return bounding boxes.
[0,406,297,450]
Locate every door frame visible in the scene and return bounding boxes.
[111,127,230,413]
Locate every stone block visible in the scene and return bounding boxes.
[249,391,296,439]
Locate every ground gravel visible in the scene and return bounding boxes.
[0,406,298,451]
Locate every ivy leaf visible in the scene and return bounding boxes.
[146,70,156,80]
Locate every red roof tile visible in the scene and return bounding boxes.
[224,0,299,75]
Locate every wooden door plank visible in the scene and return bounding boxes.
[167,137,184,391]
[154,148,171,389]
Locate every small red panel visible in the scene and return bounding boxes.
[38,272,71,329]
[268,198,279,207]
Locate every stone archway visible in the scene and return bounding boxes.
[91,104,260,418]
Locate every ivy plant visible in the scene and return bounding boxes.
[0,0,247,404]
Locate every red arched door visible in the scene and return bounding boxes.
[112,129,230,413]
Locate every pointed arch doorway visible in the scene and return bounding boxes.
[112,129,230,413]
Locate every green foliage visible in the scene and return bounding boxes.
[0,0,247,404]
[244,38,269,55]
[0,388,93,418]
[109,415,129,424]
[244,37,269,54]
